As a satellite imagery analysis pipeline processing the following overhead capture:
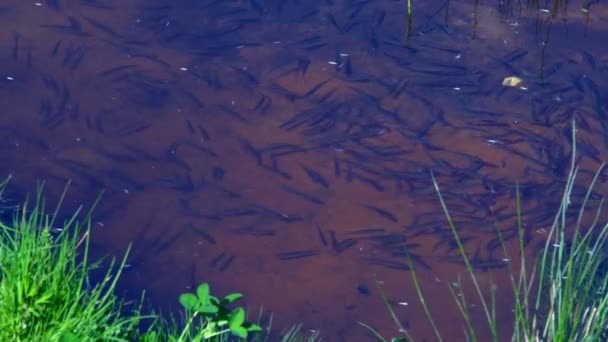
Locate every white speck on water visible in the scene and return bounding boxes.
[328,61,338,65]
[398,302,408,306]
[6,76,14,81]
[33,2,43,6]
[180,67,188,71]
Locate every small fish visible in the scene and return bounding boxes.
[209,251,226,268]
[275,250,319,260]
[300,164,329,188]
[281,185,325,205]
[330,231,358,253]
[361,204,398,223]
[188,223,217,245]
[219,255,236,272]
[315,223,328,246]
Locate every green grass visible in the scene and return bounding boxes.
[362,120,608,341]
[0,179,318,341]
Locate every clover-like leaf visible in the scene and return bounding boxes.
[179,293,199,311]
[209,295,220,306]
[244,323,263,333]
[230,325,248,339]
[196,283,210,301]
[221,292,243,305]
[198,303,219,315]
[229,308,246,330]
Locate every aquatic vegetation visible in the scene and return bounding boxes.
[362,121,608,341]
[0,180,316,341]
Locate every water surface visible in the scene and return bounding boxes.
[1,0,608,340]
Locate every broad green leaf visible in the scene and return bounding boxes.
[209,296,220,305]
[229,308,245,329]
[246,323,263,332]
[222,292,243,304]
[198,303,219,314]
[179,293,199,311]
[230,325,248,339]
[196,283,210,301]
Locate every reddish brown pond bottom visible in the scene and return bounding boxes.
[1,0,608,340]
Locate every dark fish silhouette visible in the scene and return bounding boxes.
[275,250,319,260]
[300,164,329,189]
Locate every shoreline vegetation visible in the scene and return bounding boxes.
[1,123,607,341]
[0,179,318,342]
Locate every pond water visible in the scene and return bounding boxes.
[1,0,607,340]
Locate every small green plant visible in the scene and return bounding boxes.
[175,283,262,341]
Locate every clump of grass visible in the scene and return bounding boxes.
[0,180,318,341]
[362,119,608,341]
[0,181,145,341]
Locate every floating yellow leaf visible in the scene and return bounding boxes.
[502,76,523,87]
